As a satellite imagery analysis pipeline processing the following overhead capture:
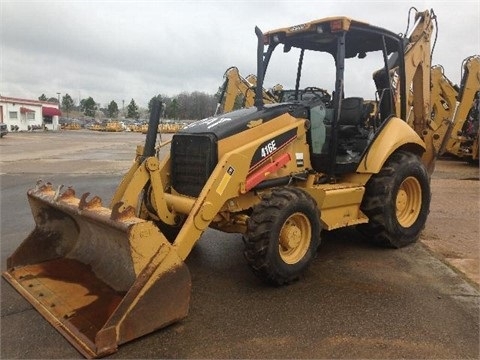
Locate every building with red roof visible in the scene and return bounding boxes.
[0,96,62,132]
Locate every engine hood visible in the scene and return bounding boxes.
[178,103,303,140]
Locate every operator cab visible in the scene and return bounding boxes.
[256,17,406,176]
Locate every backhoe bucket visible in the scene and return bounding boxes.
[2,182,191,358]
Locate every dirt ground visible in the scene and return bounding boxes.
[421,157,480,288]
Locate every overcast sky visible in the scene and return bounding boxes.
[1,0,479,108]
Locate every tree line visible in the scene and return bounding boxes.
[40,91,220,121]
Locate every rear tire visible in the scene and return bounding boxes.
[243,187,321,285]
[358,151,431,248]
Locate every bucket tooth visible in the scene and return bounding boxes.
[35,179,53,192]
[79,192,103,210]
[60,186,77,200]
[110,202,136,221]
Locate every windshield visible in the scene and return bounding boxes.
[263,44,390,105]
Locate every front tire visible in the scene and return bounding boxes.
[359,151,431,248]
[243,187,321,285]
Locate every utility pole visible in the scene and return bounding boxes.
[56,92,61,131]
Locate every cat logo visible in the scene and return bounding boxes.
[247,119,263,128]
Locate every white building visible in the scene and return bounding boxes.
[0,96,61,131]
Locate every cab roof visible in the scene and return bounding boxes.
[264,16,402,58]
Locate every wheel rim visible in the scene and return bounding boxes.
[396,176,422,228]
[278,212,311,264]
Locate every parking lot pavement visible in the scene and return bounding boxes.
[422,158,480,288]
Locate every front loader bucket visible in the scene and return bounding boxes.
[2,182,191,358]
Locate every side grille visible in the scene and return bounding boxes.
[171,133,218,197]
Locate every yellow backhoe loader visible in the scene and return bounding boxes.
[404,55,479,163]
[438,55,480,162]
[215,66,282,114]
[62,121,82,130]
[3,8,447,358]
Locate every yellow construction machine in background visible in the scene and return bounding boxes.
[140,122,185,134]
[436,55,480,162]
[424,55,480,163]
[62,121,82,130]
[88,121,125,132]
[4,8,451,358]
[215,66,282,114]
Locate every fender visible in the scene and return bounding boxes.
[356,117,426,174]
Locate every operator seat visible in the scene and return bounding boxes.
[338,97,364,137]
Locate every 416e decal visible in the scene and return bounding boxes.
[249,128,297,173]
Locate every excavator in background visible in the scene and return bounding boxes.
[4,8,448,358]
[438,55,480,162]
[425,55,480,164]
[215,66,282,114]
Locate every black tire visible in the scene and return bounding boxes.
[243,187,321,285]
[358,150,431,248]
[466,155,479,166]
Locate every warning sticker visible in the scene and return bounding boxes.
[216,166,235,195]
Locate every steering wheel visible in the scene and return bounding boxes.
[301,87,331,102]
